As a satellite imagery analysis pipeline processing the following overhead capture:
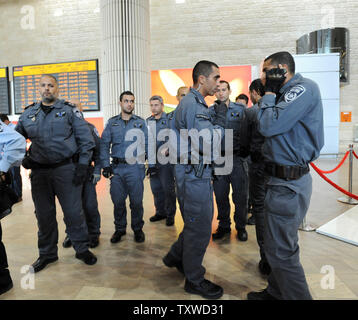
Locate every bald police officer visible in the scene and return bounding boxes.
[0,120,26,295]
[100,91,147,244]
[247,51,324,300]
[16,74,97,272]
[163,61,227,299]
[146,95,177,226]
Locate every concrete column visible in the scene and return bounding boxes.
[100,0,150,121]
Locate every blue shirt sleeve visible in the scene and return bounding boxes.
[0,122,27,172]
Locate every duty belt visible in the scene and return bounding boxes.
[264,162,310,181]
[112,157,128,165]
[37,157,73,169]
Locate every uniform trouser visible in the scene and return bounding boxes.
[0,222,12,287]
[30,163,90,258]
[168,164,214,285]
[174,164,185,217]
[264,173,313,300]
[110,163,145,232]
[149,164,176,218]
[82,175,101,240]
[249,161,269,262]
[10,166,22,198]
[213,156,249,230]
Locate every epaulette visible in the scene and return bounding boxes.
[64,101,77,108]
[167,111,175,120]
[24,102,36,110]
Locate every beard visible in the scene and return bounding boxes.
[42,94,56,104]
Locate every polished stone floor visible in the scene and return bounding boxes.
[1,157,358,300]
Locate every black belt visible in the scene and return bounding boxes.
[264,162,309,181]
[37,157,73,169]
[112,157,128,165]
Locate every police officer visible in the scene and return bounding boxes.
[247,51,324,300]
[163,61,227,299]
[245,79,271,276]
[100,91,147,244]
[235,93,249,107]
[211,80,249,242]
[63,100,101,249]
[0,120,26,295]
[15,74,97,272]
[0,114,23,202]
[146,95,177,226]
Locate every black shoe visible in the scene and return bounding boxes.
[0,281,13,296]
[62,236,72,248]
[162,253,184,275]
[149,214,167,222]
[258,260,271,276]
[31,256,58,273]
[166,217,174,226]
[237,228,248,241]
[212,227,231,240]
[247,288,278,300]
[110,231,126,243]
[184,279,223,300]
[247,215,256,225]
[134,230,145,243]
[89,237,99,248]
[75,250,97,265]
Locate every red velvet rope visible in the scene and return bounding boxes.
[313,151,350,174]
[353,150,358,160]
[310,162,358,200]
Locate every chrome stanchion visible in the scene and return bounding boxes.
[299,216,316,232]
[337,144,358,205]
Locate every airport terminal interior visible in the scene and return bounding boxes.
[1,0,358,301]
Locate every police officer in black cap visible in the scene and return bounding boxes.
[16,74,97,272]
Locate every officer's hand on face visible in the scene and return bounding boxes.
[146,167,158,177]
[264,67,287,94]
[73,164,88,186]
[212,101,227,128]
[91,173,101,185]
[102,166,113,179]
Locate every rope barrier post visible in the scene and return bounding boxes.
[337,144,358,205]
[299,216,316,232]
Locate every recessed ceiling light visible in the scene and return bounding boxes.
[176,0,185,4]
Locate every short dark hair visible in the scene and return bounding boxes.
[264,51,295,74]
[0,114,9,122]
[249,79,265,97]
[192,60,219,84]
[119,91,135,101]
[41,74,58,84]
[236,94,249,104]
[219,80,230,91]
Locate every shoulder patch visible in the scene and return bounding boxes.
[72,108,83,119]
[25,102,36,110]
[284,85,306,103]
[93,127,100,137]
[64,101,77,108]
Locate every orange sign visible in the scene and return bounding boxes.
[341,112,352,122]
[151,65,252,112]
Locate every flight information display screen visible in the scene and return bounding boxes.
[0,67,11,115]
[13,59,100,114]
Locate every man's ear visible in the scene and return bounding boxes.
[198,74,206,85]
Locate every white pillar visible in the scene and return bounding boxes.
[100,0,150,121]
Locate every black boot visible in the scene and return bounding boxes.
[166,216,175,226]
[258,260,271,276]
[247,289,278,300]
[184,279,223,299]
[89,237,100,248]
[62,236,72,248]
[149,214,167,222]
[212,227,231,240]
[31,256,58,273]
[237,228,248,241]
[75,250,97,265]
[110,230,126,243]
[134,230,145,243]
